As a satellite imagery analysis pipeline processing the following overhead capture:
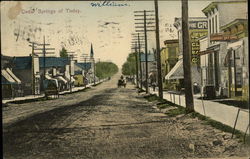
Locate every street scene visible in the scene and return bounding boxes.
[3,74,249,158]
[1,0,249,158]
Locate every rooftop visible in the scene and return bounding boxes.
[75,62,92,70]
[202,1,246,14]
[220,19,248,30]
[12,56,69,70]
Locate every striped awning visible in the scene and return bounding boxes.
[6,68,21,84]
[55,76,68,84]
[165,59,184,80]
[2,70,16,84]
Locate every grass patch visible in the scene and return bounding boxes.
[157,103,171,109]
[165,106,186,117]
[144,94,159,102]
[144,94,166,103]
[215,100,249,109]
[144,93,250,143]
[189,112,247,142]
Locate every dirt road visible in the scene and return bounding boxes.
[3,74,249,159]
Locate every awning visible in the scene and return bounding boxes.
[6,68,21,84]
[165,59,183,80]
[227,40,243,50]
[55,76,68,84]
[199,49,214,55]
[71,76,75,82]
[1,70,16,84]
[45,74,52,80]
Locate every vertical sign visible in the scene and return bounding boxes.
[189,21,208,65]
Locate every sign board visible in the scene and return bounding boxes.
[189,21,208,30]
[33,57,40,75]
[210,34,238,41]
[190,31,208,65]
[70,60,75,75]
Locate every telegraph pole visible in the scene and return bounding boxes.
[138,33,143,90]
[131,41,139,88]
[32,36,55,92]
[134,10,155,94]
[28,41,36,95]
[67,51,77,93]
[182,0,194,112]
[93,58,96,85]
[131,33,145,89]
[134,42,139,88]
[154,0,163,99]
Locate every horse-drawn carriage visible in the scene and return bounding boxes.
[117,75,126,88]
[117,79,126,88]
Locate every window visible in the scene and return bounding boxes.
[209,19,211,35]
[212,17,214,34]
[215,15,218,33]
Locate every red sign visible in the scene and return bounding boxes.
[210,34,238,41]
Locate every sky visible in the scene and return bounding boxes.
[1,1,212,68]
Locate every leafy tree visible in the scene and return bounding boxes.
[96,61,118,79]
[122,53,136,76]
[60,47,68,57]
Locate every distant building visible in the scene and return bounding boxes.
[74,62,92,86]
[12,56,74,95]
[161,39,179,81]
[165,17,208,92]
[39,56,73,91]
[12,55,40,95]
[140,53,156,84]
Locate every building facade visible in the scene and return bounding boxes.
[165,17,208,92]
[201,1,247,98]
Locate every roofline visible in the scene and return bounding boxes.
[202,1,247,14]
[221,19,248,30]
[164,39,179,45]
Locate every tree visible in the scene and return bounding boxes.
[60,47,68,57]
[122,53,136,76]
[95,61,118,79]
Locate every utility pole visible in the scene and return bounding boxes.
[28,41,37,95]
[182,0,194,112]
[134,10,155,94]
[80,54,92,86]
[131,41,139,88]
[154,0,163,99]
[93,58,96,85]
[67,51,77,93]
[131,33,145,89]
[138,33,143,90]
[134,42,139,88]
[33,36,55,92]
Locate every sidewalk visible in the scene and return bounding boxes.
[149,87,249,134]
[2,79,106,104]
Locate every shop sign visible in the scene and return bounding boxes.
[210,34,238,41]
[189,21,208,30]
[190,31,208,65]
